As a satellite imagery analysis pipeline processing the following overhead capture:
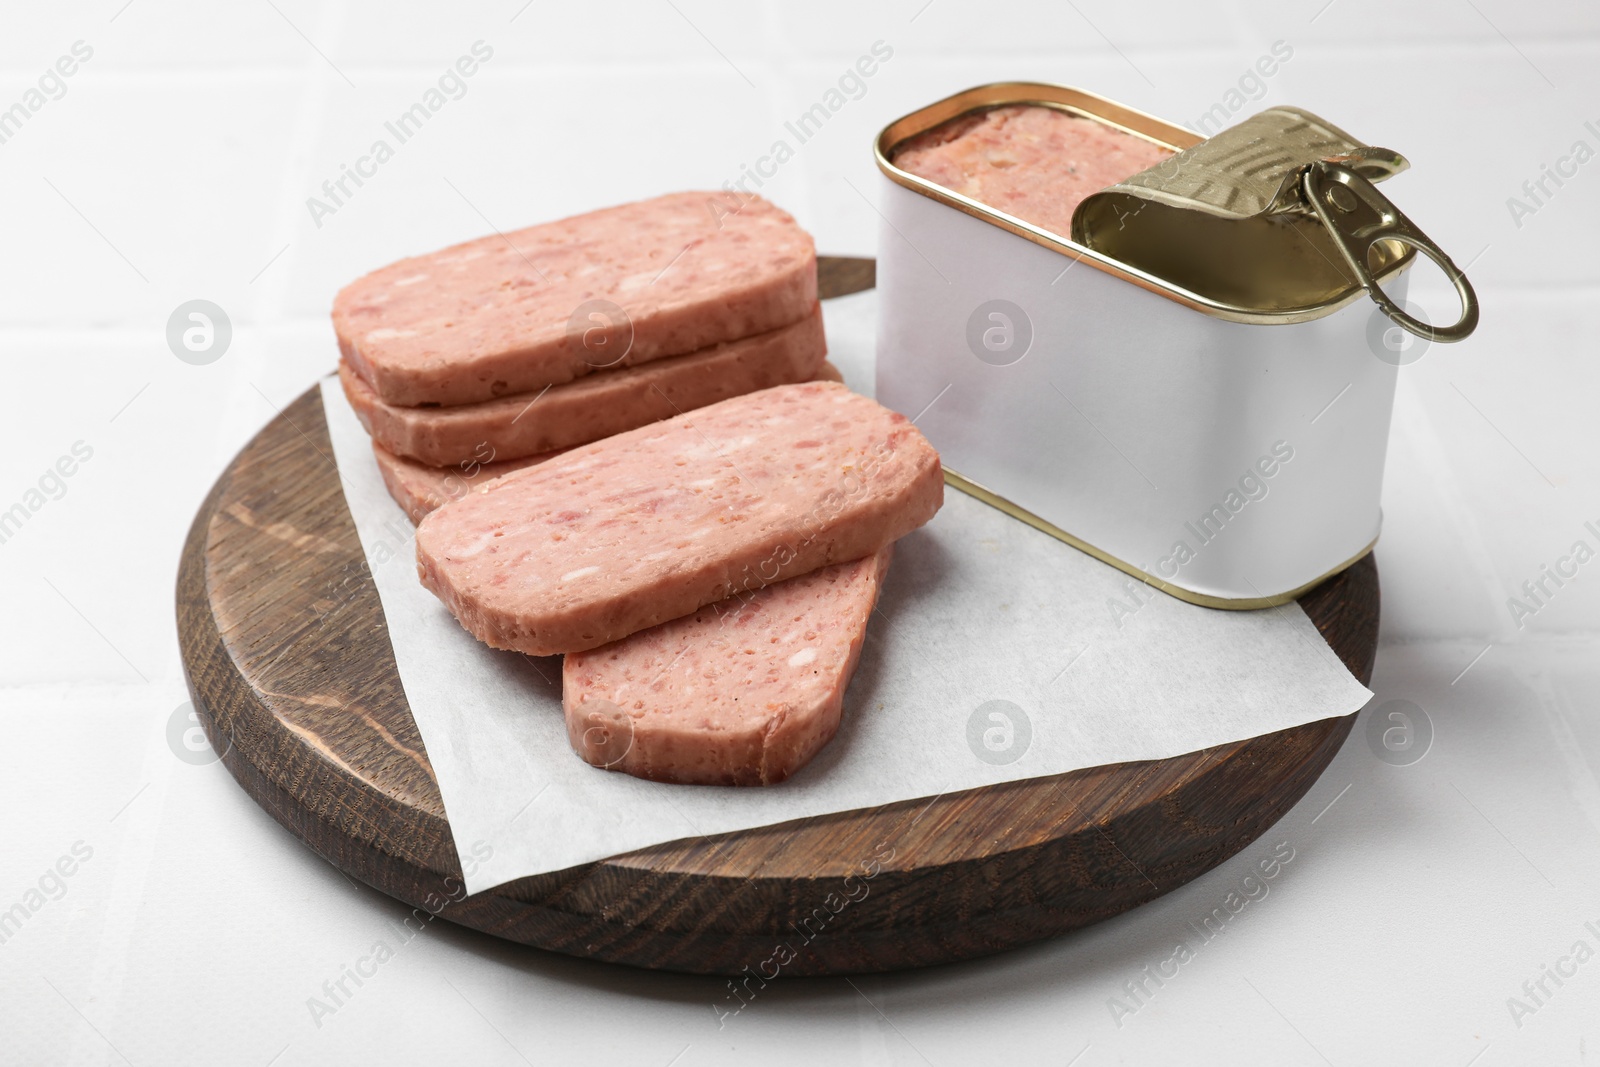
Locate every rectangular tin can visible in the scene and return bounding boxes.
[874,83,1419,608]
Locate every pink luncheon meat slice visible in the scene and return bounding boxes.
[372,443,559,524]
[341,304,827,466]
[333,192,817,406]
[370,360,848,518]
[564,545,894,786]
[414,381,943,656]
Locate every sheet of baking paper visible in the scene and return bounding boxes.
[320,289,1374,895]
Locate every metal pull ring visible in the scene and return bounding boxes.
[1303,160,1479,344]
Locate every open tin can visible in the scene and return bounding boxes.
[874,82,1478,608]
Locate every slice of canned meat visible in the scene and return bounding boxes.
[368,358,846,519]
[372,443,561,524]
[414,381,943,656]
[340,304,827,466]
[563,544,893,786]
[892,104,1173,240]
[333,192,817,406]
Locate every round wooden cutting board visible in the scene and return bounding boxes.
[176,256,1377,977]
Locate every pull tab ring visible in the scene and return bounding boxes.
[1303,160,1479,344]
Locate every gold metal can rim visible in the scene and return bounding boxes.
[943,466,1376,611]
[874,81,1418,326]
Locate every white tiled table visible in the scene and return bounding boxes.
[3,2,1598,1063]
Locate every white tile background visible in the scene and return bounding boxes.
[1,1,1597,1063]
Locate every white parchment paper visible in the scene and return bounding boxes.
[319,290,1373,894]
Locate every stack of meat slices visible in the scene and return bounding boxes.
[335,191,834,484]
[335,193,944,786]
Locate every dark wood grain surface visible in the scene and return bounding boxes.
[176,255,1377,976]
